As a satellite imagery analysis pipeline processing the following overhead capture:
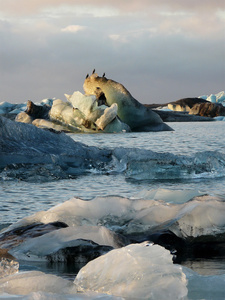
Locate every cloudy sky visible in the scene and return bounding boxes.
[0,0,224,104]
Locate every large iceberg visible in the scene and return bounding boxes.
[13,92,131,133]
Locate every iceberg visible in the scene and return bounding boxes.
[2,72,172,132]
[199,91,225,106]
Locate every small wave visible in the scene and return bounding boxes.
[1,149,225,182]
[111,149,225,181]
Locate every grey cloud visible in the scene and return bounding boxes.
[0,2,224,104]
[0,0,224,16]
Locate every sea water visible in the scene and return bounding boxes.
[1,122,225,226]
[1,121,225,299]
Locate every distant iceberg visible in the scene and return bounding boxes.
[199,91,225,106]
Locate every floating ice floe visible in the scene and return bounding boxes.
[0,245,188,299]
[74,242,188,299]
[8,225,127,263]
[0,270,77,296]
[0,72,175,132]
[14,93,131,133]
[1,189,225,259]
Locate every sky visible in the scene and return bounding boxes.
[0,1,225,104]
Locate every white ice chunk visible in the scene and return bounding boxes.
[65,91,106,122]
[103,117,131,133]
[65,91,97,115]
[207,94,217,103]
[171,196,225,237]
[132,188,203,204]
[10,226,124,261]
[95,103,118,130]
[198,95,208,100]
[40,98,54,106]
[214,116,225,121]
[15,112,33,124]
[0,259,19,278]
[74,242,188,299]
[215,91,225,103]
[4,191,225,241]
[0,271,77,295]
[32,119,81,132]
[49,99,85,127]
[199,91,225,106]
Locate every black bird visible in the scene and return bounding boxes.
[86,74,89,79]
[103,72,105,77]
[92,69,95,74]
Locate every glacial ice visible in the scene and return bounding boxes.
[49,99,87,129]
[65,91,106,122]
[3,190,225,250]
[0,271,77,295]
[1,189,225,298]
[0,291,123,299]
[74,242,188,299]
[9,226,126,261]
[32,118,82,132]
[0,116,112,177]
[0,258,19,278]
[111,147,225,180]
[199,91,225,105]
[131,188,203,204]
[95,103,118,130]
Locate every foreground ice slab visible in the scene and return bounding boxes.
[74,242,188,299]
[0,270,77,295]
[0,116,112,179]
[9,225,127,262]
[1,188,225,264]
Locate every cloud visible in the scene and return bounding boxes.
[0,0,224,16]
[0,1,224,104]
[61,25,86,33]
